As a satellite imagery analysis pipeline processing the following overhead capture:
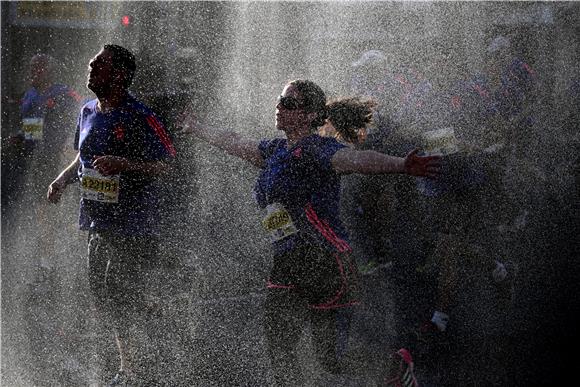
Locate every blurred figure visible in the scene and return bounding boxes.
[0,53,85,385]
[5,54,83,275]
[2,53,82,208]
[346,49,422,274]
[486,35,537,157]
[489,36,579,386]
[344,50,438,385]
[415,72,516,384]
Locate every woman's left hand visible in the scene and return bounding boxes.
[404,149,442,178]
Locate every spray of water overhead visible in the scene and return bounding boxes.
[2,1,579,386]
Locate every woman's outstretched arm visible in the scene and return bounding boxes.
[177,106,264,168]
[332,148,441,178]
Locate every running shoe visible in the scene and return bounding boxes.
[107,371,135,387]
[359,260,379,275]
[384,348,419,387]
[359,260,392,276]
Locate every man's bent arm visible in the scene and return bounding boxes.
[56,153,81,185]
[47,153,80,203]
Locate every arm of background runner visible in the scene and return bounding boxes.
[331,147,441,178]
[176,106,264,168]
[47,152,80,203]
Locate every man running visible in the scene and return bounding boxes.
[47,44,176,386]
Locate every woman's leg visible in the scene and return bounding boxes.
[310,307,353,375]
[264,288,307,386]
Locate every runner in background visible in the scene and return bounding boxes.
[2,53,82,209]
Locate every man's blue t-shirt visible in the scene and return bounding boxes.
[254,134,350,255]
[497,58,536,120]
[448,74,498,132]
[74,95,175,235]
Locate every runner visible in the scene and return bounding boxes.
[47,45,176,386]
[3,53,82,208]
[178,79,440,385]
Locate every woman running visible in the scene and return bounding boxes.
[178,79,440,385]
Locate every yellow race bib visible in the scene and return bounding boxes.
[80,168,120,203]
[422,127,459,156]
[22,118,44,141]
[262,203,298,242]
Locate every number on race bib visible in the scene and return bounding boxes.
[22,118,44,141]
[262,203,298,242]
[80,168,120,203]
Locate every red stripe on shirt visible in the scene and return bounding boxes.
[320,218,352,253]
[146,115,176,157]
[67,90,83,103]
[305,203,351,252]
[304,203,351,253]
[305,209,346,252]
[310,252,347,309]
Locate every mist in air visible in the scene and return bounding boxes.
[1,1,579,386]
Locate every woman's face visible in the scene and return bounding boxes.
[275,83,314,134]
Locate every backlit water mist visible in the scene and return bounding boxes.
[2,1,579,386]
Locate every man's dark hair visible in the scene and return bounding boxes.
[104,44,136,88]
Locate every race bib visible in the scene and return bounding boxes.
[22,118,44,141]
[262,203,298,242]
[80,168,120,203]
[422,127,459,156]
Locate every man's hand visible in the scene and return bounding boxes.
[404,149,442,178]
[92,155,128,176]
[47,178,66,204]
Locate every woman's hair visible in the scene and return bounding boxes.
[288,80,377,142]
[326,97,377,144]
[288,79,328,129]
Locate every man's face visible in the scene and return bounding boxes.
[87,49,116,95]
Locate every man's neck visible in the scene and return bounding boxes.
[97,91,129,113]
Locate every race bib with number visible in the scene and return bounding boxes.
[422,127,459,156]
[80,168,120,203]
[262,203,298,242]
[22,118,44,141]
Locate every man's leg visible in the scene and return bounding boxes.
[87,232,121,383]
[101,234,160,384]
